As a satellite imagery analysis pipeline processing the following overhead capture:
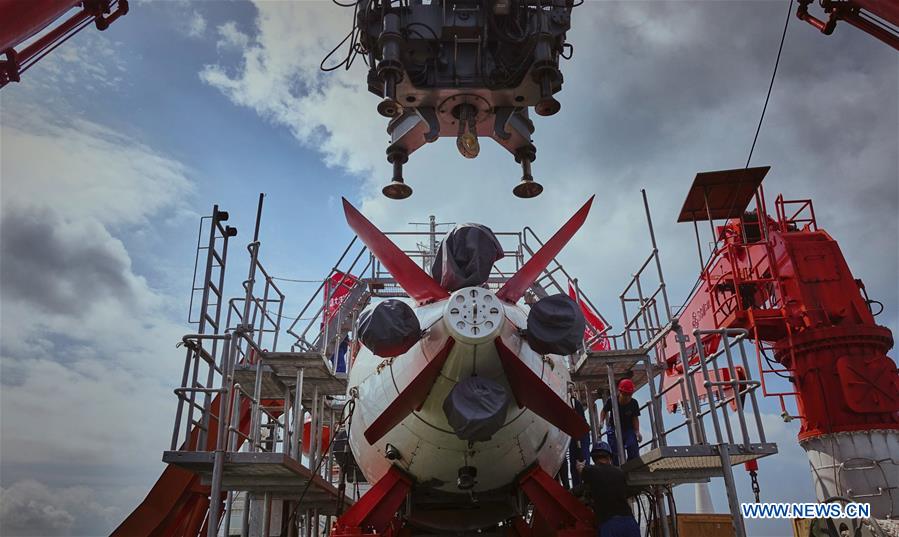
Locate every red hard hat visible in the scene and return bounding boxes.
[618,378,635,394]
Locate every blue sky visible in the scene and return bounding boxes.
[1,1,896,535]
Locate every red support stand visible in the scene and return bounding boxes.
[332,466,413,537]
[506,516,531,537]
[516,466,596,537]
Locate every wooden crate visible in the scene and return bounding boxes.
[670,514,736,537]
[792,518,812,537]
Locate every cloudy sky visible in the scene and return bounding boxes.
[0,1,896,536]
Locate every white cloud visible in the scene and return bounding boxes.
[0,106,196,534]
[2,107,193,228]
[200,2,385,177]
[186,10,207,39]
[0,479,127,536]
[133,1,207,40]
[24,31,127,91]
[216,21,250,50]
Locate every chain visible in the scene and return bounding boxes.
[750,470,761,503]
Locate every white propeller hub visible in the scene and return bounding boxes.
[444,286,504,344]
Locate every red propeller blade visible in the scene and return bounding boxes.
[496,196,595,303]
[364,339,456,444]
[343,198,449,305]
[494,338,590,438]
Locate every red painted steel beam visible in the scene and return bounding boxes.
[495,338,590,438]
[796,0,899,50]
[853,0,899,26]
[332,465,412,535]
[496,196,594,304]
[1,0,129,88]
[517,466,595,534]
[342,198,449,305]
[364,339,455,444]
[0,0,81,52]
[111,396,280,537]
[842,10,899,51]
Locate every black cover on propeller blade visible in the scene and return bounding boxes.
[442,376,511,441]
[526,294,586,355]
[357,299,421,357]
[431,224,504,292]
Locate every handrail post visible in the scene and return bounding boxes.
[207,334,234,537]
[641,189,671,320]
[673,320,706,444]
[606,364,626,465]
[292,368,304,460]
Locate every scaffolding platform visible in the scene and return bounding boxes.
[262,352,348,398]
[144,194,782,537]
[571,350,658,398]
[233,365,287,399]
[623,443,778,486]
[162,451,352,514]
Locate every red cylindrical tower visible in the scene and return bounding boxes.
[775,324,898,441]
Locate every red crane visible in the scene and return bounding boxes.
[662,166,899,517]
[796,0,899,50]
[0,0,128,88]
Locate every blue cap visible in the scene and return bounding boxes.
[591,441,613,456]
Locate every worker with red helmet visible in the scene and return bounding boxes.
[599,378,641,466]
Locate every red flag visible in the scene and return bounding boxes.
[567,282,610,351]
[324,271,359,324]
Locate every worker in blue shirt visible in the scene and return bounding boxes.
[600,378,641,466]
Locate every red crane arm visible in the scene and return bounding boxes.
[661,177,898,442]
[796,0,899,51]
[0,0,128,88]
[0,0,82,52]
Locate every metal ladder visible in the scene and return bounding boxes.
[176,205,237,451]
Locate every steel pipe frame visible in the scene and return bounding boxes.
[606,363,627,466]
[197,207,233,451]
[208,334,239,537]
[693,329,767,450]
[672,321,707,445]
[718,444,748,537]
[292,368,305,460]
[171,334,233,450]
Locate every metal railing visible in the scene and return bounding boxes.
[170,199,361,537]
[170,333,232,452]
[287,237,371,355]
[521,227,612,343]
[775,194,818,233]
[571,189,775,537]
[285,219,611,368]
[174,194,763,536]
